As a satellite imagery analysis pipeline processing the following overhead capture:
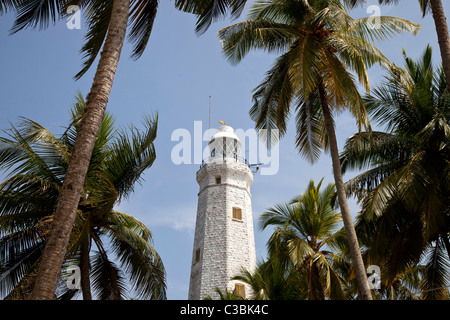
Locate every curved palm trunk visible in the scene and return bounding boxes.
[80,239,92,300]
[430,0,450,93]
[30,0,130,300]
[318,84,373,300]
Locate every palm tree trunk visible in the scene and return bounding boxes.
[429,0,450,93]
[30,0,130,300]
[80,239,92,300]
[318,83,373,300]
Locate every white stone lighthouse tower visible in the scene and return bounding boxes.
[188,124,257,300]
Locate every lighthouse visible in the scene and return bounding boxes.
[188,124,257,300]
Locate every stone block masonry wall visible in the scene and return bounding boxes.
[225,175,256,297]
[188,159,257,300]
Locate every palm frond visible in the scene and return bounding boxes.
[90,250,127,300]
[103,113,158,202]
[294,91,327,164]
[218,19,297,65]
[9,0,65,34]
[249,52,293,149]
[420,239,450,300]
[320,46,371,132]
[3,257,41,300]
[74,0,113,80]
[128,0,158,60]
[106,211,166,300]
[0,235,44,298]
[175,0,247,35]
[247,0,309,24]
[349,16,421,43]
[0,0,20,14]
[340,131,413,174]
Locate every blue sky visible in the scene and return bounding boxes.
[0,0,448,300]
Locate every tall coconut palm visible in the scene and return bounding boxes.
[0,0,154,300]
[258,179,351,300]
[0,94,166,300]
[218,0,420,300]
[340,46,450,298]
[349,0,450,93]
[0,0,251,299]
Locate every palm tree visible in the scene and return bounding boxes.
[340,45,450,298]
[0,0,250,299]
[0,0,155,299]
[0,94,166,300]
[218,0,420,300]
[349,0,450,93]
[232,258,306,300]
[258,179,351,300]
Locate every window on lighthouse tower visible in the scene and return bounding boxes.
[232,207,242,221]
[234,284,246,298]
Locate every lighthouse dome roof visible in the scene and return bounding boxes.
[204,124,247,165]
[209,125,240,145]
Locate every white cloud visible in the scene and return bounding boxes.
[115,201,197,233]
